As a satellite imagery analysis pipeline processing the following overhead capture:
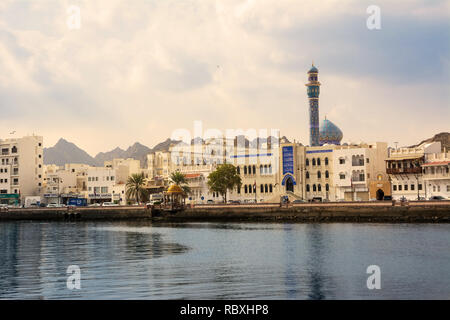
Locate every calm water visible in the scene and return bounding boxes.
[0,221,449,299]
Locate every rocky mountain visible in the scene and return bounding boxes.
[410,132,450,152]
[94,142,152,167]
[43,138,99,166]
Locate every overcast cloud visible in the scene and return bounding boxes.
[0,0,448,155]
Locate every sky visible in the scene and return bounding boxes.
[0,0,449,156]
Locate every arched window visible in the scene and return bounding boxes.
[11,146,17,153]
[317,171,321,179]
[306,159,309,166]
[318,184,322,192]
[325,170,329,178]
[269,164,272,174]
[237,166,240,174]
[244,185,248,193]
[260,165,263,174]
[313,184,317,192]
[306,171,310,179]
[326,184,329,191]
[237,186,241,194]
[312,158,316,166]
[306,184,310,192]
[248,184,252,193]
[317,158,321,166]
[244,166,247,175]
[253,165,256,175]
[261,184,264,193]
[325,157,329,166]
[264,165,268,174]
[265,184,268,193]
[269,184,273,193]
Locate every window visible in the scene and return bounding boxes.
[265,184,268,193]
[398,185,402,191]
[253,165,256,175]
[404,185,408,191]
[418,184,423,190]
[366,158,369,163]
[244,185,248,193]
[447,185,450,192]
[312,159,316,166]
[248,184,252,194]
[393,185,397,191]
[11,146,17,153]
[411,184,415,191]
[326,184,329,191]
[237,166,240,174]
[317,158,321,166]
[306,159,309,166]
[318,184,321,192]
[306,184,310,192]
[433,186,436,192]
[306,171,310,179]
[237,186,241,194]
[359,173,365,181]
[339,173,345,179]
[269,184,273,193]
[325,170,329,178]
[317,171,321,179]
[111,176,114,181]
[325,157,329,166]
[339,158,345,164]
[313,184,316,192]
[244,166,247,175]
[260,184,264,193]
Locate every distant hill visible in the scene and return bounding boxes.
[410,132,450,152]
[94,142,152,167]
[44,138,99,166]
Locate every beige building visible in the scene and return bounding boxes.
[386,141,441,200]
[0,135,44,205]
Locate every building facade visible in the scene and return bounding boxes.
[386,142,441,200]
[422,151,450,199]
[0,135,44,205]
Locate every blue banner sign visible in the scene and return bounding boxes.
[282,146,294,175]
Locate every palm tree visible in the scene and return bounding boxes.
[126,173,148,204]
[169,171,190,196]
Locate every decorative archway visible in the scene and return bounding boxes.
[376,189,384,201]
[286,177,294,192]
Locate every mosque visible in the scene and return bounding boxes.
[305,64,343,146]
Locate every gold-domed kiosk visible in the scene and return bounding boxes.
[163,184,186,210]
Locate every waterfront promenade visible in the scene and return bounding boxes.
[1,201,449,222]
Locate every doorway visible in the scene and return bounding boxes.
[376,189,384,200]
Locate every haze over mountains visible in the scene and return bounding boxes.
[44,132,449,167]
[43,138,179,167]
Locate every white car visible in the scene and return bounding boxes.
[89,203,102,207]
[47,203,63,208]
[102,202,119,207]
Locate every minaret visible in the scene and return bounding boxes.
[306,63,321,146]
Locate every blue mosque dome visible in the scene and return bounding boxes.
[319,118,343,145]
[308,65,319,73]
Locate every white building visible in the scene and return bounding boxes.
[333,142,388,201]
[422,151,450,199]
[0,135,44,205]
[386,141,441,200]
[87,167,121,204]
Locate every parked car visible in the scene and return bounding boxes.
[383,196,392,201]
[231,200,241,204]
[39,203,47,207]
[429,196,446,201]
[47,203,63,208]
[89,203,102,207]
[206,200,214,204]
[102,202,119,207]
[292,199,306,204]
[311,197,322,203]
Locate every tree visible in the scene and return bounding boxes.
[170,171,191,196]
[126,173,148,204]
[207,164,241,202]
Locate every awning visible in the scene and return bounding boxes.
[185,173,201,179]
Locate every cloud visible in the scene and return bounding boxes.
[0,0,448,155]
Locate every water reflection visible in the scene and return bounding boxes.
[0,221,449,299]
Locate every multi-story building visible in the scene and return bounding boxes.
[304,145,334,201]
[0,135,43,205]
[386,141,441,200]
[422,151,450,199]
[333,142,389,201]
[87,167,120,204]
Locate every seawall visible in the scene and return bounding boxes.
[1,202,450,223]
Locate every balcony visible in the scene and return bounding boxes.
[386,167,422,174]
